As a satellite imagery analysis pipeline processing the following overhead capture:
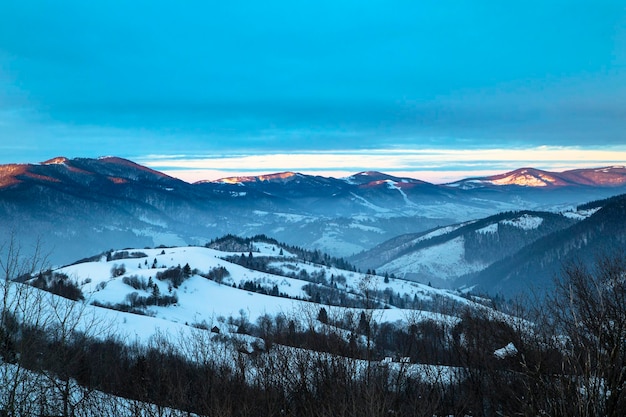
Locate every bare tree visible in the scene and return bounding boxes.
[0,233,122,417]
[0,233,52,416]
[545,255,626,417]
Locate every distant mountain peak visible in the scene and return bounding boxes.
[488,167,565,187]
[345,171,429,186]
[358,170,387,176]
[565,165,626,187]
[213,171,301,184]
[349,171,391,179]
[448,166,626,189]
[1,156,183,192]
[42,156,69,165]
[97,156,157,170]
[86,156,179,180]
[0,163,28,188]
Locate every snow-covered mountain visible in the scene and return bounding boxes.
[350,210,578,288]
[351,193,626,296]
[2,156,625,267]
[447,166,626,189]
[461,193,626,296]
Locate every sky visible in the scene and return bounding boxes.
[0,0,625,183]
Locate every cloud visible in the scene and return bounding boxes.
[1,1,624,167]
[138,146,626,183]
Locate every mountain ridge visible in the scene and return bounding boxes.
[3,156,626,189]
[459,192,626,296]
[349,209,579,288]
[447,166,626,189]
[2,156,626,268]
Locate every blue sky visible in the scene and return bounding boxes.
[0,0,625,182]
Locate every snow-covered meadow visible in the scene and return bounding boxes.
[51,243,487,341]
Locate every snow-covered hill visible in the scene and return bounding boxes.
[350,210,580,288]
[46,242,488,334]
[462,193,626,296]
[6,231,622,416]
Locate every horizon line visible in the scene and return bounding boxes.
[1,150,625,185]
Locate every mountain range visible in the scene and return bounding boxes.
[1,156,626,296]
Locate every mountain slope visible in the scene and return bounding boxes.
[350,211,579,288]
[461,193,626,296]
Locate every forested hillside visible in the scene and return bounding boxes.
[351,210,578,289]
[462,193,626,295]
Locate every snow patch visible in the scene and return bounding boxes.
[500,214,543,230]
[138,216,168,228]
[350,192,391,213]
[490,172,550,187]
[131,229,188,246]
[253,211,314,223]
[348,223,384,233]
[311,234,365,257]
[494,342,518,359]
[562,207,601,220]
[476,223,498,234]
[385,180,416,206]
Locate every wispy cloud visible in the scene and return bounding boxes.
[137,146,626,183]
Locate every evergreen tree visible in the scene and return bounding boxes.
[317,307,329,324]
[152,283,160,299]
[358,311,370,334]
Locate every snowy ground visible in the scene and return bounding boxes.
[22,240,508,351]
[380,236,488,284]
